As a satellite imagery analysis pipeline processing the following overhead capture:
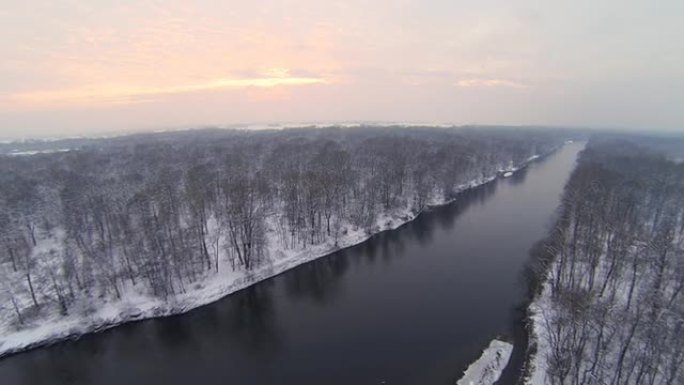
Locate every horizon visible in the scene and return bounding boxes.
[0,121,679,142]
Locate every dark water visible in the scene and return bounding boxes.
[0,143,583,385]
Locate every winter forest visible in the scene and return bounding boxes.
[528,135,684,385]
[0,127,564,346]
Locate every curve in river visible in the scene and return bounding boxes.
[0,143,583,385]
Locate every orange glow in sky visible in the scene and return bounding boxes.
[8,71,328,108]
[1,0,683,137]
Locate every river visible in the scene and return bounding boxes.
[0,143,583,385]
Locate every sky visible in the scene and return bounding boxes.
[0,0,682,138]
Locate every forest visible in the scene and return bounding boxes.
[527,135,684,385]
[0,126,565,334]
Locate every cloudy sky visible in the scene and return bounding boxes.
[1,0,682,137]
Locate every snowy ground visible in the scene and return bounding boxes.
[524,275,553,385]
[0,154,547,359]
[6,148,72,156]
[0,178,492,358]
[456,339,513,385]
[522,246,682,385]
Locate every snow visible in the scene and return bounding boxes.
[0,204,422,358]
[0,207,400,357]
[523,238,682,384]
[457,339,513,385]
[6,148,72,156]
[498,154,540,176]
[234,121,459,131]
[524,275,553,385]
[0,153,545,359]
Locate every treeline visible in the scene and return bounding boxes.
[529,135,684,385]
[0,126,563,327]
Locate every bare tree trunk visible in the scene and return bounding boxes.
[26,272,39,307]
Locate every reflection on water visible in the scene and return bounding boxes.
[225,283,281,355]
[509,166,529,185]
[0,144,584,385]
[285,253,349,303]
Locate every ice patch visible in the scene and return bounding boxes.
[457,339,513,385]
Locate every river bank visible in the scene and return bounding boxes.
[516,144,585,385]
[0,152,553,360]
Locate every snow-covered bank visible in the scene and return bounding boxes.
[0,179,480,358]
[457,339,513,385]
[521,140,684,385]
[0,152,552,360]
[523,276,553,385]
[6,148,72,156]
